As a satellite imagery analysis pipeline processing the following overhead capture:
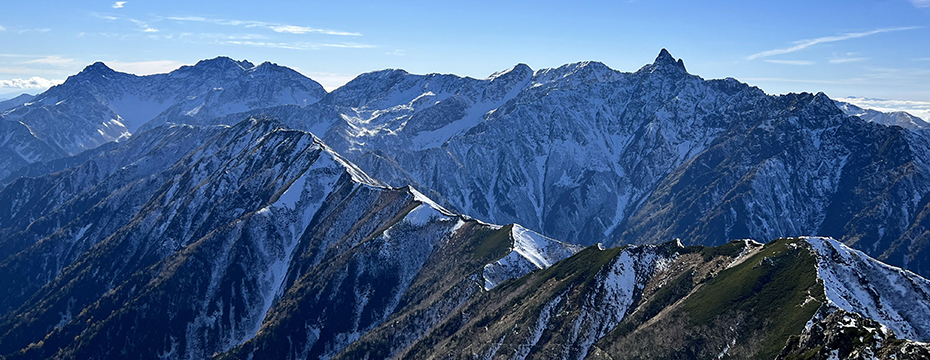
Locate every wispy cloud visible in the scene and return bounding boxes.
[748,27,921,60]
[112,1,126,9]
[764,59,815,65]
[24,56,76,66]
[0,67,63,76]
[742,77,866,85]
[0,24,5,31]
[0,54,40,58]
[270,25,359,36]
[92,13,118,21]
[92,14,157,32]
[861,67,930,81]
[106,60,186,75]
[17,28,51,34]
[829,57,867,64]
[0,77,64,89]
[219,40,374,50]
[167,16,362,36]
[911,0,930,8]
[128,18,157,33]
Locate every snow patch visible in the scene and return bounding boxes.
[805,236,930,342]
[74,223,91,241]
[403,203,448,226]
[482,224,581,290]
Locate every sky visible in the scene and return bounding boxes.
[1,0,929,117]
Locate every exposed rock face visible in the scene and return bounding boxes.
[200,50,930,279]
[8,52,930,279]
[0,118,578,360]
[778,309,930,360]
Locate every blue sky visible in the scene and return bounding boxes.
[1,1,929,116]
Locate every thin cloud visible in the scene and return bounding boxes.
[220,40,374,50]
[742,77,866,85]
[25,56,76,66]
[128,19,158,33]
[112,1,126,9]
[748,27,921,60]
[911,0,930,8]
[167,16,361,36]
[764,59,815,65]
[861,67,930,81]
[0,54,42,58]
[17,28,51,34]
[829,57,867,64]
[0,25,5,31]
[0,77,64,89]
[92,14,157,32]
[270,25,360,36]
[92,13,119,21]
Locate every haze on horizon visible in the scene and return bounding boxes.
[1,0,928,118]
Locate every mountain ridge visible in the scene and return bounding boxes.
[0,113,929,358]
[6,50,930,280]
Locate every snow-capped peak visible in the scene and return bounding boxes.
[488,63,533,80]
[192,56,255,71]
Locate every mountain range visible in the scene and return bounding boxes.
[2,50,930,359]
[0,58,324,180]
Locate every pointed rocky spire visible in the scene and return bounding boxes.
[655,48,676,65]
[651,48,688,73]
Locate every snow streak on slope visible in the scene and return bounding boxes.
[482,224,582,290]
[805,236,930,341]
[200,142,350,349]
[559,244,674,360]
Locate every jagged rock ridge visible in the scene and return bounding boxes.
[0,57,326,182]
[164,50,930,279]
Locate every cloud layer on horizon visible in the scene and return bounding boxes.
[0,76,64,89]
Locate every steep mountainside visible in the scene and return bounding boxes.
[184,50,930,278]
[197,51,759,247]
[0,118,578,360]
[0,57,326,180]
[331,237,930,360]
[0,119,67,181]
[11,52,930,278]
[0,94,35,112]
[2,117,930,359]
